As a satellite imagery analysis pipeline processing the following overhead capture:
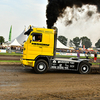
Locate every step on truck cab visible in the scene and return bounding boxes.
[20,26,92,74]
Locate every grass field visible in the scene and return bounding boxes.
[0,60,20,62]
[0,53,21,56]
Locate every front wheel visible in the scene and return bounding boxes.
[34,59,48,74]
[79,62,91,74]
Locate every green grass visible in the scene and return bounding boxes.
[0,60,20,62]
[92,63,100,65]
[0,53,21,56]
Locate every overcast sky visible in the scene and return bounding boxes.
[0,0,48,41]
[0,0,100,46]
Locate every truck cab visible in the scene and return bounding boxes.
[20,26,57,72]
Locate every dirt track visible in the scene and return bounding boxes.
[0,55,20,60]
[0,65,100,100]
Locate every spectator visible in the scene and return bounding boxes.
[18,46,20,50]
[7,46,10,50]
[16,46,18,50]
[77,50,80,59]
[85,50,91,59]
[94,51,97,63]
[83,50,86,54]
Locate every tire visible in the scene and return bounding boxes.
[79,62,91,74]
[34,59,48,74]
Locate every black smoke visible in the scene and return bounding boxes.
[46,0,100,28]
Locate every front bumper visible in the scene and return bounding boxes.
[20,57,35,67]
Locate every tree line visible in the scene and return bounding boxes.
[0,36,4,45]
[0,35,100,48]
[58,35,100,48]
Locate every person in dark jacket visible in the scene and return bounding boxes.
[77,50,80,59]
[94,51,97,63]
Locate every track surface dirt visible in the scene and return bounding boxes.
[0,65,100,100]
[0,55,20,60]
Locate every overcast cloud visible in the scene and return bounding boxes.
[0,0,100,47]
[0,0,47,41]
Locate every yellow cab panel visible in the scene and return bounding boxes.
[20,27,55,67]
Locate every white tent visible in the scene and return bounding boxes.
[15,28,27,45]
[57,40,69,49]
[9,27,70,49]
[10,28,26,45]
[10,39,21,46]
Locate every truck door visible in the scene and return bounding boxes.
[27,33,43,59]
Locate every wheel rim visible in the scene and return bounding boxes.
[81,64,89,73]
[37,62,46,72]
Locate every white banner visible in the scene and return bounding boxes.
[56,52,99,57]
[0,49,6,53]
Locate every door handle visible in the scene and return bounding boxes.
[39,47,42,48]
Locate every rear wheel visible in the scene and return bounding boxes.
[79,62,91,74]
[34,59,48,74]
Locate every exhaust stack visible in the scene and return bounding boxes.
[52,27,58,58]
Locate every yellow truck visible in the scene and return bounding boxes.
[20,26,92,74]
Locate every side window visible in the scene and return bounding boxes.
[32,33,42,42]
